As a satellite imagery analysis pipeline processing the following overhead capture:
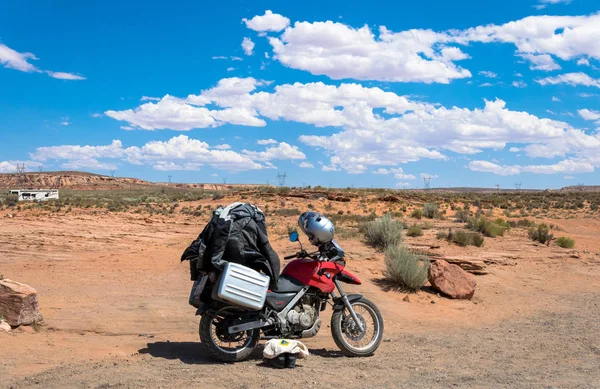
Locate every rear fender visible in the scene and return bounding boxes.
[333,294,363,312]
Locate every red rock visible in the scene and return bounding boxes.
[0,279,43,327]
[428,260,476,300]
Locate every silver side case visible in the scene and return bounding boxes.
[215,262,270,311]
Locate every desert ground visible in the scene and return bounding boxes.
[1,182,600,388]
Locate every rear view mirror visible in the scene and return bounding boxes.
[289,231,299,242]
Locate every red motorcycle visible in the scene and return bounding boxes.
[198,232,384,362]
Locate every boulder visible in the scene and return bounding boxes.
[0,279,43,327]
[0,320,11,332]
[428,260,476,299]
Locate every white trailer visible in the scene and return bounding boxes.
[8,189,59,202]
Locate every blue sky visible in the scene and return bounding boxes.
[1,0,599,189]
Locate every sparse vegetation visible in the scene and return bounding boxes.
[528,224,554,245]
[467,216,507,238]
[361,213,404,250]
[423,203,440,219]
[384,245,429,292]
[556,236,575,249]
[410,209,423,220]
[274,208,301,217]
[406,225,424,237]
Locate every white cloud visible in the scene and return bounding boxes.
[267,21,472,83]
[299,162,314,168]
[227,67,235,71]
[257,139,278,145]
[141,96,160,101]
[552,96,561,102]
[580,93,598,98]
[242,142,306,161]
[62,158,117,170]
[564,175,575,179]
[46,71,86,80]
[518,53,561,71]
[536,72,600,88]
[396,182,411,187]
[242,37,255,56]
[578,109,600,121]
[214,144,231,150]
[243,10,290,32]
[512,80,528,88]
[577,58,590,66]
[395,173,417,180]
[479,82,493,87]
[0,43,85,80]
[120,126,134,130]
[0,160,42,173]
[153,162,202,171]
[91,113,102,118]
[509,147,521,152]
[469,159,594,176]
[479,71,497,78]
[321,165,339,172]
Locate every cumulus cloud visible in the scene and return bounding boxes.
[247,12,600,83]
[243,10,290,32]
[469,159,594,176]
[242,38,255,56]
[0,43,85,80]
[299,162,314,168]
[28,136,309,173]
[536,72,600,88]
[257,139,278,145]
[479,71,497,78]
[579,109,600,121]
[512,80,528,88]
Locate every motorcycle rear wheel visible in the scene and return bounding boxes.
[199,307,260,362]
[331,296,384,357]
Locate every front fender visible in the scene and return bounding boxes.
[333,294,363,312]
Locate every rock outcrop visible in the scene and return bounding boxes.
[0,279,43,327]
[428,260,476,299]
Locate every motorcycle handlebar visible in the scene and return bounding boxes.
[284,250,319,260]
[284,254,297,260]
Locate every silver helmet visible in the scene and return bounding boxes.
[298,211,335,246]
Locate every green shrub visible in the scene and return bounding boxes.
[436,230,448,240]
[452,230,471,247]
[470,233,485,247]
[556,237,575,249]
[528,224,554,245]
[406,225,424,237]
[423,203,439,219]
[467,216,506,238]
[361,213,404,250]
[509,219,536,228]
[454,209,470,223]
[384,245,429,292]
[410,209,423,220]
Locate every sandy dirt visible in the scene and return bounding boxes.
[1,194,599,388]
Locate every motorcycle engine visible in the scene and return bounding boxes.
[286,303,317,330]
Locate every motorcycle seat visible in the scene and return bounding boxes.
[272,274,304,293]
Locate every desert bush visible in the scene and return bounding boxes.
[410,209,423,220]
[384,245,429,292]
[528,224,554,245]
[470,233,485,247]
[556,237,575,249]
[452,230,471,247]
[406,225,423,237]
[509,218,536,228]
[467,216,506,238]
[420,221,434,230]
[423,203,439,219]
[436,230,449,240]
[454,209,470,223]
[361,214,404,250]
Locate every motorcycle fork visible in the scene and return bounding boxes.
[332,279,365,333]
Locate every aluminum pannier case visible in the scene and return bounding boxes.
[214,262,270,310]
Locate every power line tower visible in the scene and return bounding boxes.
[422,175,432,190]
[111,170,116,178]
[514,182,522,191]
[16,163,26,174]
[223,178,227,185]
[168,175,172,184]
[38,165,43,173]
[495,184,500,192]
[276,172,287,187]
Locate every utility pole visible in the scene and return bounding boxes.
[514,182,522,191]
[422,175,432,190]
[168,175,172,184]
[223,178,227,185]
[276,172,287,187]
[495,184,500,192]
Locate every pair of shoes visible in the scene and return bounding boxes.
[266,353,297,369]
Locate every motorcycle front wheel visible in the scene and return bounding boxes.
[199,306,260,362]
[331,296,384,357]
